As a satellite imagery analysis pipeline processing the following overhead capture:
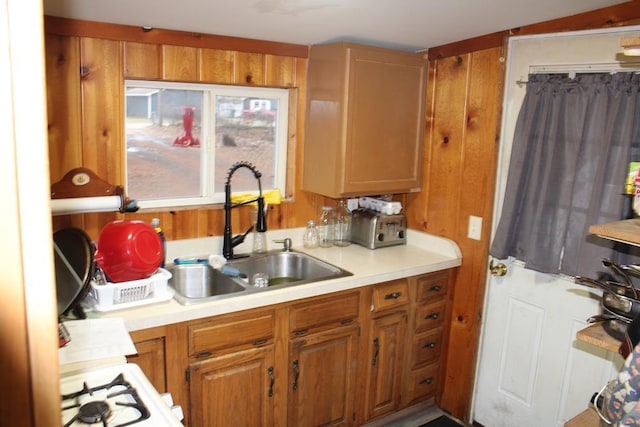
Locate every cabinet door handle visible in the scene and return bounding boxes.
[423,341,437,349]
[267,366,275,397]
[340,318,353,325]
[424,312,440,320]
[253,338,268,346]
[292,359,300,390]
[372,338,380,366]
[294,328,308,336]
[428,284,442,292]
[384,291,402,300]
[420,376,435,385]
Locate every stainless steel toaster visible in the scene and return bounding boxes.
[351,209,407,249]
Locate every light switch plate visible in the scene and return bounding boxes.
[468,216,482,240]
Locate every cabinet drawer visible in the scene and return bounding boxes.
[411,328,443,368]
[406,363,440,404]
[289,291,360,335]
[416,272,449,303]
[188,310,275,357]
[371,279,409,312]
[414,301,446,332]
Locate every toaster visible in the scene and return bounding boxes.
[351,209,407,249]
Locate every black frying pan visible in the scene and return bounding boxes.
[54,228,95,319]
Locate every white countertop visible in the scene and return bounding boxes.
[89,228,462,331]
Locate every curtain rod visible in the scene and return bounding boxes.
[515,61,640,87]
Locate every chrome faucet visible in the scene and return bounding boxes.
[223,161,267,260]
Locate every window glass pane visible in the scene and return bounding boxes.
[126,87,204,200]
[125,80,289,209]
[214,95,279,193]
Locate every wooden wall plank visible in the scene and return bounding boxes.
[265,54,296,87]
[124,41,162,79]
[163,45,200,80]
[200,48,234,83]
[45,34,82,182]
[437,47,503,419]
[423,55,469,238]
[234,51,265,85]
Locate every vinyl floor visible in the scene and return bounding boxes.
[419,415,464,427]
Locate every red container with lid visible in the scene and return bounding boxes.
[95,220,163,283]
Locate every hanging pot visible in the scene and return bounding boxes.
[54,228,95,319]
[602,289,640,321]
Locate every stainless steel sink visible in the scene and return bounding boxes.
[228,250,352,287]
[168,250,352,305]
[168,263,247,305]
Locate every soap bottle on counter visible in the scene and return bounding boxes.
[151,218,166,268]
[251,207,268,253]
[333,200,352,247]
[318,206,334,248]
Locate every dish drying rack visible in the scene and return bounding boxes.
[84,268,173,312]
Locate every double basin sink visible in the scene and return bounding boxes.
[168,250,353,305]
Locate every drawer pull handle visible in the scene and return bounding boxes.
[253,338,268,346]
[292,360,300,390]
[196,351,212,358]
[372,338,380,366]
[425,312,440,320]
[267,366,275,397]
[294,329,308,336]
[340,318,354,325]
[384,291,402,300]
[420,376,435,385]
[423,342,437,349]
[428,285,442,292]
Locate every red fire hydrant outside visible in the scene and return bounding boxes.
[173,106,200,147]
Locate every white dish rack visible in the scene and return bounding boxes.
[84,268,173,312]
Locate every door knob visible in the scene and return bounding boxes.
[490,260,507,276]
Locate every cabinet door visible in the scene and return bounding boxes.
[288,325,360,426]
[365,311,407,421]
[189,345,275,427]
[127,333,167,393]
[343,47,426,195]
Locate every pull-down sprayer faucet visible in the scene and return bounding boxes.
[223,161,266,260]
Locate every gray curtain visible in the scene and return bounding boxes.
[490,72,640,277]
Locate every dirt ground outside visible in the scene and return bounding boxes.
[126,122,276,200]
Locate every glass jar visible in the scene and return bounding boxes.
[318,206,335,248]
[333,200,352,247]
[303,220,319,248]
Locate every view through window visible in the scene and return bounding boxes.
[125,81,289,209]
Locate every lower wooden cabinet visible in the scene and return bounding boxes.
[127,327,167,393]
[288,325,360,426]
[364,311,407,420]
[188,345,275,427]
[136,270,453,426]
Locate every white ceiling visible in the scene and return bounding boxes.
[43,0,630,52]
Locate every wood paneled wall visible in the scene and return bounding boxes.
[45,17,326,241]
[404,48,503,420]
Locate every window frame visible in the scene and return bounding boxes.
[124,79,290,209]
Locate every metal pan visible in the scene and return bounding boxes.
[54,228,95,319]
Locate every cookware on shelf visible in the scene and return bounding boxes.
[54,228,95,319]
[95,220,163,283]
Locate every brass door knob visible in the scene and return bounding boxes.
[490,260,507,277]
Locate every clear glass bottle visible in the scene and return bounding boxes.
[318,206,335,248]
[303,220,320,248]
[333,200,352,247]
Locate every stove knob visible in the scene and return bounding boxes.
[377,233,384,242]
[398,230,405,239]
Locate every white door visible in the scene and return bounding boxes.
[471,28,640,427]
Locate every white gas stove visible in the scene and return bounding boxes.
[60,363,183,426]
[58,319,182,426]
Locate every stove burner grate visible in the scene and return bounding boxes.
[62,373,151,427]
